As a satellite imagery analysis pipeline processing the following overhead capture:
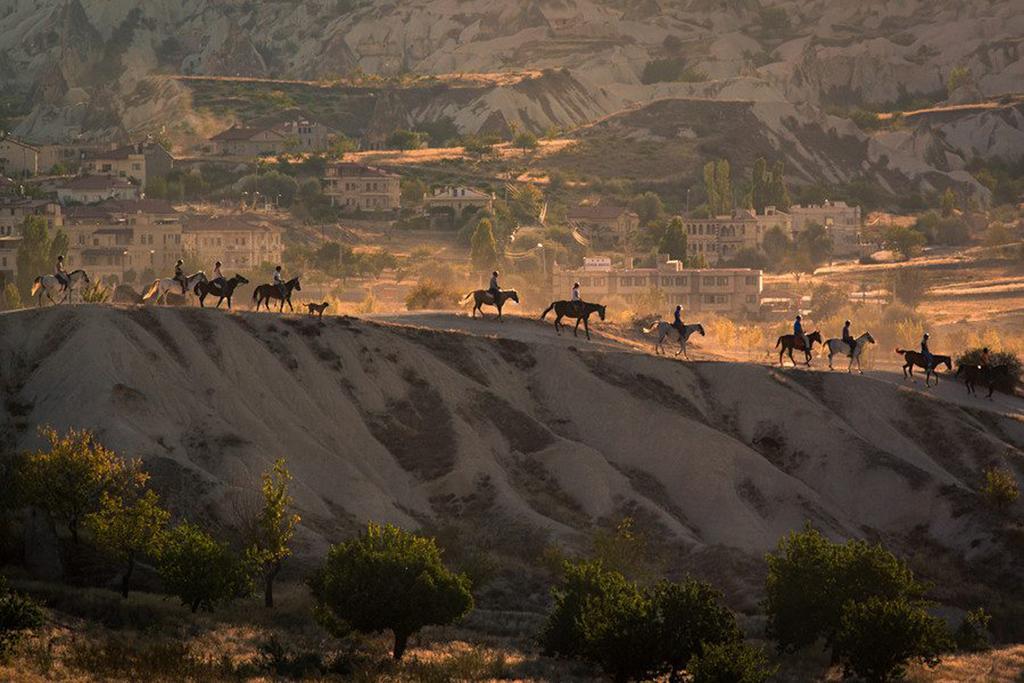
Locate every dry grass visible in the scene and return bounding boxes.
[907,645,1024,682]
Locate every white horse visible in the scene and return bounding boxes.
[824,332,875,373]
[642,321,705,358]
[30,269,90,306]
[141,272,208,305]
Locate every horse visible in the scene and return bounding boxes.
[824,332,876,373]
[895,348,952,387]
[142,272,208,305]
[253,277,301,312]
[776,330,823,366]
[540,300,606,340]
[956,364,1010,400]
[194,274,249,309]
[30,270,90,306]
[460,289,519,320]
[642,321,706,358]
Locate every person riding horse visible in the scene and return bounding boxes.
[488,270,501,305]
[211,261,226,294]
[794,315,807,351]
[921,332,933,371]
[273,265,287,300]
[571,281,582,316]
[841,320,855,355]
[980,347,991,370]
[174,259,187,294]
[55,255,69,292]
[672,305,685,338]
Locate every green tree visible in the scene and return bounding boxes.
[834,596,950,682]
[157,523,253,613]
[86,489,169,598]
[15,215,51,298]
[703,162,720,218]
[940,188,957,217]
[1,283,21,310]
[750,158,769,212]
[630,192,664,225]
[309,522,473,660]
[715,159,733,215]
[470,219,499,272]
[514,131,539,151]
[762,225,792,266]
[794,222,833,269]
[0,576,43,661]
[658,217,688,262]
[689,641,776,683]
[327,133,358,159]
[650,579,741,680]
[250,459,300,608]
[386,129,427,151]
[768,160,791,210]
[947,66,971,96]
[48,230,69,264]
[17,427,147,544]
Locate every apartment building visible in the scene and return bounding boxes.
[0,199,64,236]
[789,200,862,256]
[182,215,284,271]
[323,162,401,212]
[553,254,762,315]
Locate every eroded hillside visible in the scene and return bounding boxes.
[0,306,1021,623]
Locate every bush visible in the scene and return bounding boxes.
[81,282,111,303]
[889,269,929,307]
[956,348,1021,393]
[689,641,776,683]
[406,281,458,310]
[954,608,992,652]
[157,523,253,613]
[981,466,1019,512]
[883,225,926,259]
[0,576,43,660]
[834,596,950,682]
[1,283,21,310]
[309,522,473,660]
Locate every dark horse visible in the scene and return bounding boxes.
[776,330,823,366]
[895,349,952,387]
[460,289,520,320]
[252,277,301,312]
[956,364,1011,400]
[195,274,249,309]
[540,300,607,340]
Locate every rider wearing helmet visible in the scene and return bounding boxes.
[488,270,501,306]
[841,320,855,355]
[570,281,582,315]
[174,259,187,294]
[55,255,69,292]
[921,332,933,370]
[794,315,807,351]
[211,260,226,293]
[273,265,286,300]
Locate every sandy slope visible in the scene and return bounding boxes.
[1,306,1022,609]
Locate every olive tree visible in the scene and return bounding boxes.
[157,523,253,613]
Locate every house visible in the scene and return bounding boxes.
[56,175,140,205]
[209,111,337,156]
[566,203,640,243]
[423,186,494,224]
[322,162,401,212]
[682,208,792,265]
[553,254,762,315]
[81,142,174,189]
[0,136,40,176]
[789,200,862,256]
[182,214,284,271]
[0,198,63,236]
[209,126,288,157]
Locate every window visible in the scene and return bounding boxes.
[745,276,758,286]
[746,295,757,304]
[717,277,728,286]
[702,277,715,286]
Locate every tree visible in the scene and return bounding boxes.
[703,162,720,218]
[470,219,499,272]
[750,158,769,213]
[309,522,473,660]
[940,188,957,217]
[889,269,929,307]
[15,215,51,298]
[715,159,733,215]
[947,65,972,96]
[1,283,21,311]
[386,129,427,151]
[883,225,926,260]
[762,226,791,266]
[768,160,791,210]
[250,459,300,608]
[794,222,833,268]
[157,523,252,613]
[834,596,950,682]
[0,576,43,660]
[650,579,741,680]
[17,427,147,544]
[48,230,69,264]
[86,489,169,598]
[658,217,687,262]
[327,133,358,159]
[514,131,539,151]
[689,642,776,683]
[630,192,664,225]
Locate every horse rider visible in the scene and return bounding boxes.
[273,265,287,300]
[570,281,582,316]
[172,258,188,294]
[672,305,685,338]
[211,261,226,293]
[921,332,933,370]
[488,270,501,305]
[55,254,69,292]
[841,320,855,355]
[794,314,807,351]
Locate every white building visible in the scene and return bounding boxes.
[789,200,862,256]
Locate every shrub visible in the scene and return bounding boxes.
[406,281,457,310]
[981,466,1019,512]
[309,522,473,660]
[1,283,21,310]
[956,348,1021,393]
[514,131,538,151]
[834,596,950,682]
[0,576,43,661]
[81,282,111,303]
[889,269,929,307]
[689,641,776,683]
[883,225,926,259]
[954,608,992,652]
[157,523,253,613]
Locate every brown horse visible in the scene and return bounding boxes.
[461,289,519,320]
[895,349,952,387]
[776,330,823,366]
[956,363,1010,399]
[540,300,606,340]
[195,274,248,309]
[253,277,301,312]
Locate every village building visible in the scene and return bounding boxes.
[56,175,140,205]
[322,162,401,212]
[0,136,40,177]
[553,254,762,315]
[182,214,285,272]
[789,200,862,256]
[683,207,792,265]
[566,203,640,244]
[423,186,494,214]
[209,126,288,157]
[81,142,174,189]
[0,198,64,236]
[209,111,337,156]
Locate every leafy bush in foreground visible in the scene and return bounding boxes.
[0,576,43,660]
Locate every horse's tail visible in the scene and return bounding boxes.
[142,280,160,301]
[642,323,659,335]
[252,287,259,303]
[459,291,475,305]
[30,278,42,297]
[775,336,784,349]
[895,348,907,356]
[540,303,554,319]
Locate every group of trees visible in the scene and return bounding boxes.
[703,159,734,216]
[749,158,791,212]
[729,222,833,273]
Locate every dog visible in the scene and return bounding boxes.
[306,301,330,319]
